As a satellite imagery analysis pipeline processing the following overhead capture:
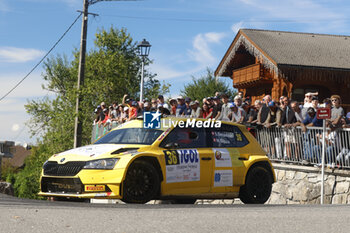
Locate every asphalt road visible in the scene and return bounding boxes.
[1,194,350,233]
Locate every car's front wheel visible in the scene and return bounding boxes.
[122,160,160,204]
[239,166,272,204]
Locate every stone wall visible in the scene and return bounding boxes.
[267,163,350,204]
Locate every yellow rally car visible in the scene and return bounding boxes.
[39,117,275,204]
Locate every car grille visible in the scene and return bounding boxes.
[41,177,83,194]
[43,161,86,176]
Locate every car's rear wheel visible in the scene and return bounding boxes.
[122,160,160,204]
[239,166,272,204]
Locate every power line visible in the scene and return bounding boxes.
[0,13,82,103]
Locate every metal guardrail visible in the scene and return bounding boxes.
[91,122,119,143]
[255,126,350,169]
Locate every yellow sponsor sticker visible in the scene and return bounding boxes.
[84,185,105,192]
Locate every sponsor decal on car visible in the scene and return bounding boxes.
[213,148,232,167]
[214,170,233,187]
[85,185,105,192]
[157,127,172,141]
[164,149,200,183]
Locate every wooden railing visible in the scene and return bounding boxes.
[232,63,262,85]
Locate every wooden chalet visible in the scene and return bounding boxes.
[215,29,350,109]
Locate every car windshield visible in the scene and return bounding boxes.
[94,128,163,145]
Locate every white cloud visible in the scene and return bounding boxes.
[231,21,244,34]
[188,32,227,66]
[0,47,45,63]
[150,63,203,81]
[11,124,20,132]
[0,72,49,98]
[238,0,347,32]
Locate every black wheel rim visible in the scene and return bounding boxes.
[125,165,155,200]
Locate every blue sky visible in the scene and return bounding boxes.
[0,0,350,144]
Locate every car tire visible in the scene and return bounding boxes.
[239,166,272,204]
[122,160,160,204]
[172,198,197,204]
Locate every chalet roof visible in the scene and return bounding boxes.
[215,29,350,77]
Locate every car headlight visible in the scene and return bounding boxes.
[83,158,119,170]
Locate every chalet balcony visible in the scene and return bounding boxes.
[232,63,272,88]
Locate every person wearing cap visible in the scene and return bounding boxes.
[190,101,202,118]
[176,96,186,117]
[128,101,138,120]
[218,94,230,121]
[329,95,344,127]
[157,95,169,110]
[122,94,133,108]
[311,96,319,110]
[183,97,192,117]
[263,101,282,128]
[303,92,318,108]
[211,96,222,120]
[228,103,244,123]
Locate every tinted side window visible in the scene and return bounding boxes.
[160,127,207,148]
[208,124,249,148]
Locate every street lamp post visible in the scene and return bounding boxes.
[137,39,151,102]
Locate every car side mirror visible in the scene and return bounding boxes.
[164,142,179,149]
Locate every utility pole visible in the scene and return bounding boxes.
[73,0,138,148]
[74,0,89,148]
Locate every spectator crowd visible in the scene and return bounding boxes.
[93,91,350,168]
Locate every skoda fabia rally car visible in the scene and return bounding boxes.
[39,117,275,204]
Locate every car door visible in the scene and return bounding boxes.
[159,126,214,195]
[207,123,249,193]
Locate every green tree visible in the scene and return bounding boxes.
[14,27,169,199]
[181,68,236,102]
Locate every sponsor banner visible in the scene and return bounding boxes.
[164,149,200,183]
[214,170,233,187]
[213,148,232,167]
